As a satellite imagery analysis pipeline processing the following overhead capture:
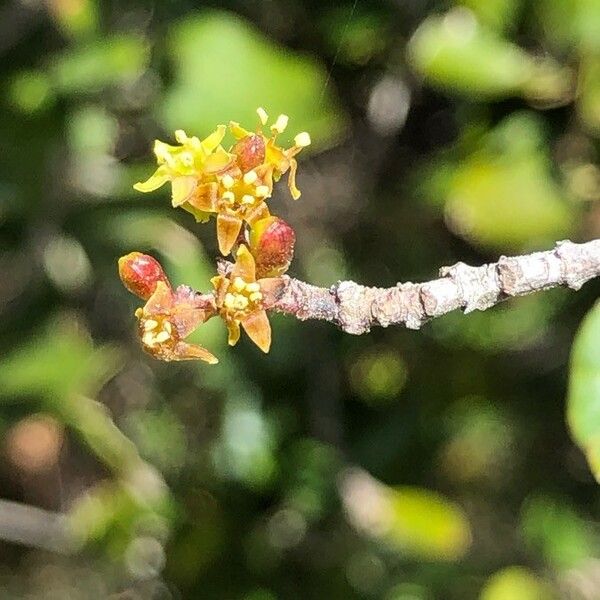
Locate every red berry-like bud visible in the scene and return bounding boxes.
[118,252,171,300]
[233,134,265,172]
[249,217,296,278]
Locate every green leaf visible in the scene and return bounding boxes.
[480,566,553,600]
[161,11,348,150]
[385,486,472,560]
[521,495,597,570]
[407,11,534,99]
[567,301,600,481]
[443,113,575,252]
[50,34,149,94]
[0,319,122,405]
[457,0,522,32]
[341,469,471,561]
[577,55,600,137]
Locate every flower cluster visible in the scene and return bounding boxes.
[119,108,307,363]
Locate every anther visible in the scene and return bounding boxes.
[155,331,171,343]
[221,174,235,189]
[144,319,159,331]
[243,170,258,185]
[294,132,311,147]
[256,107,269,126]
[271,114,289,134]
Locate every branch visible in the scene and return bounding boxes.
[268,239,600,334]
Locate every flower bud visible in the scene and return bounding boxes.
[249,217,296,278]
[118,252,171,300]
[233,134,265,173]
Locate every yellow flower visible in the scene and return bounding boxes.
[133,127,235,221]
[134,281,218,364]
[186,166,272,255]
[229,107,311,201]
[211,245,284,353]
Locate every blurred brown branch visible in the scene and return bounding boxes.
[267,239,600,334]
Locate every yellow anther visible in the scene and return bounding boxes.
[246,282,260,293]
[243,170,258,185]
[135,308,143,318]
[174,129,188,143]
[271,114,289,134]
[163,321,172,334]
[142,332,157,347]
[255,185,270,197]
[249,291,263,303]
[221,191,235,204]
[241,194,255,205]
[233,295,249,310]
[224,293,236,309]
[294,132,311,147]
[257,107,269,126]
[232,277,246,292]
[221,174,235,189]
[155,331,171,343]
[144,319,159,331]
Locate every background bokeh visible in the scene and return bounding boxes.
[1,0,600,598]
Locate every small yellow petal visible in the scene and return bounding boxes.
[241,309,271,353]
[229,121,251,139]
[171,176,197,207]
[227,320,241,346]
[133,166,170,193]
[201,124,226,154]
[217,213,243,255]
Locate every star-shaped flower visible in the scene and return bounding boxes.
[185,109,311,255]
[133,127,235,222]
[211,245,284,352]
[230,107,311,201]
[119,252,218,363]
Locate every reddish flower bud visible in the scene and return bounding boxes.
[233,134,265,173]
[118,252,171,300]
[249,217,296,278]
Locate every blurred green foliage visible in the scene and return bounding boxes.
[0,0,598,598]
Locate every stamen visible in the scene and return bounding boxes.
[241,194,255,205]
[221,191,235,204]
[255,185,270,197]
[163,321,172,334]
[256,107,269,126]
[243,170,258,185]
[142,332,157,347]
[175,130,188,144]
[221,174,235,189]
[155,331,171,343]
[249,292,263,303]
[246,282,260,293]
[232,277,246,292]
[224,293,236,309]
[271,114,289,134]
[294,132,311,147]
[144,319,159,331]
[233,295,249,310]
